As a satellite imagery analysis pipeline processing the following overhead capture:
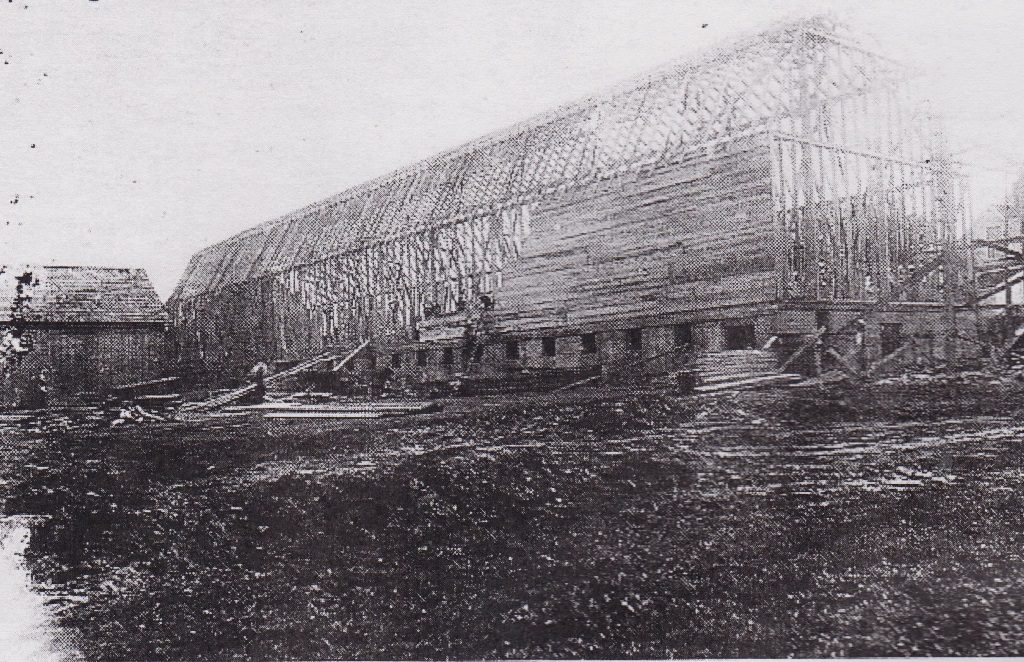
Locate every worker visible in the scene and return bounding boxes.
[378,365,396,397]
[247,361,270,403]
[37,368,50,408]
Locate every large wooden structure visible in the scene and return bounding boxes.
[169,17,973,385]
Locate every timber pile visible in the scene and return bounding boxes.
[693,350,780,381]
[687,349,801,393]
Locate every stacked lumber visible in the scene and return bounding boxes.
[688,349,801,392]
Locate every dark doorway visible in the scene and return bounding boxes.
[673,323,693,348]
[815,309,831,332]
[881,323,903,356]
[627,328,643,351]
[724,322,756,350]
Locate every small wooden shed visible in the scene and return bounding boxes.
[0,265,168,408]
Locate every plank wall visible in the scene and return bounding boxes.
[491,133,778,333]
[172,134,780,383]
[0,325,168,408]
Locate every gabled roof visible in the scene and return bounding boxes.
[0,265,167,325]
[172,16,902,302]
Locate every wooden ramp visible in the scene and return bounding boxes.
[178,341,368,414]
[657,349,802,392]
[691,350,784,385]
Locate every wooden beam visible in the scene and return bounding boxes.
[779,326,827,373]
[977,234,1024,246]
[551,373,603,393]
[866,338,916,377]
[968,270,1024,306]
[825,346,861,377]
[974,239,1024,262]
[996,322,1024,360]
[332,339,371,372]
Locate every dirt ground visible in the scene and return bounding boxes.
[3,376,1024,660]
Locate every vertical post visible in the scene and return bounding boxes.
[1003,190,1014,306]
[934,129,959,369]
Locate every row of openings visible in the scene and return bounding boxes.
[389,323,697,368]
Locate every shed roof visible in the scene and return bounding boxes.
[171,16,900,303]
[0,265,168,325]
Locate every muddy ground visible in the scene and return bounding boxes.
[3,376,1024,660]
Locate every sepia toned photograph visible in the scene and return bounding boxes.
[2,1,1024,660]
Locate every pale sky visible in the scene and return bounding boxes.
[2,0,1023,299]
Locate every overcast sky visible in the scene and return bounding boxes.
[2,0,1023,298]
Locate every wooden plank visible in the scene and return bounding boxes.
[265,411,385,420]
[825,346,861,377]
[693,373,801,392]
[331,339,371,372]
[866,338,917,376]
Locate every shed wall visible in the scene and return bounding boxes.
[1,324,168,408]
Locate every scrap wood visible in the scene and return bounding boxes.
[264,411,384,420]
[415,441,478,457]
[283,391,334,400]
[227,400,436,412]
[135,394,182,402]
[475,443,545,452]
